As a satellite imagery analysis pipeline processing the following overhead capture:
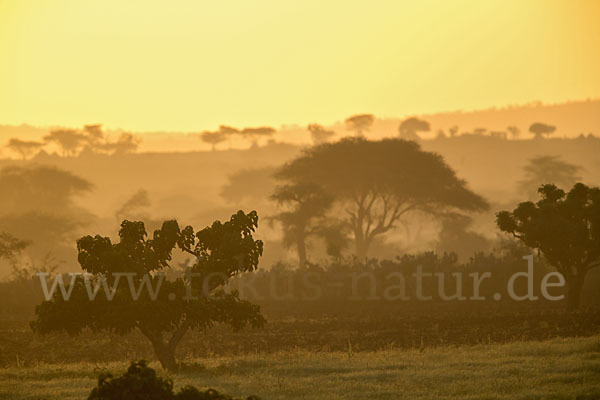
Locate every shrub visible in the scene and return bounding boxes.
[88,360,260,400]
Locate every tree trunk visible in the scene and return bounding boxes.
[566,273,585,312]
[150,338,178,372]
[138,322,190,372]
[355,236,370,261]
[296,237,307,268]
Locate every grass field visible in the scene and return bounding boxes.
[1,335,599,400]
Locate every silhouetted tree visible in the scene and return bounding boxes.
[270,183,334,267]
[32,211,265,371]
[307,124,335,145]
[200,130,228,151]
[221,167,277,205]
[276,138,488,259]
[529,122,556,139]
[200,125,239,151]
[518,155,581,200]
[398,117,430,141]
[344,114,374,137]
[0,232,29,261]
[240,127,276,146]
[497,183,600,310]
[83,124,105,146]
[0,166,92,213]
[507,126,520,139]
[44,125,140,156]
[449,125,459,138]
[218,125,239,135]
[6,138,44,160]
[0,166,93,261]
[116,189,151,221]
[44,129,88,156]
[100,133,141,155]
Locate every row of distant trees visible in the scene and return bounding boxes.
[199,115,564,150]
[199,125,276,150]
[5,124,140,160]
[3,119,565,158]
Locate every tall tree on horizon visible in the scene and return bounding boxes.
[344,114,374,137]
[276,138,488,259]
[529,122,556,139]
[398,117,430,141]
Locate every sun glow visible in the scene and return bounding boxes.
[1,0,599,131]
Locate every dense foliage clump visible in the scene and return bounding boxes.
[88,360,260,400]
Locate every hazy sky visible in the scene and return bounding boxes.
[1,0,599,132]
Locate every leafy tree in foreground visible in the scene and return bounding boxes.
[32,211,265,371]
[276,138,488,259]
[497,183,600,310]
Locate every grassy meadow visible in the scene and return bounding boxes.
[1,335,599,400]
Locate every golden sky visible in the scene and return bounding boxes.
[1,0,599,132]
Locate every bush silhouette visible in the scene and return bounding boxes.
[88,360,260,400]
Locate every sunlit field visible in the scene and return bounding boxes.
[1,335,599,400]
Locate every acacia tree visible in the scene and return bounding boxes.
[240,127,276,147]
[307,124,335,145]
[100,133,141,155]
[44,129,88,156]
[200,130,228,151]
[344,114,374,137]
[276,138,488,259]
[518,155,581,200]
[199,125,239,151]
[529,122,556,139]
[6,138,45,160]
[270,183,336,267]
[497,183,600,310]
[398,117,430,141]
[32,211,265,371]
[44,125,140,156]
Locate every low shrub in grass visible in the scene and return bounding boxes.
[88,360,260,400]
